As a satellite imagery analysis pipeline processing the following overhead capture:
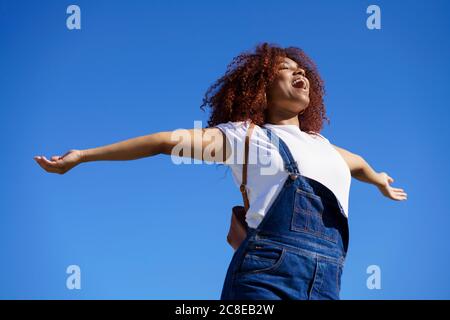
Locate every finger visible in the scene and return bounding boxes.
[393,193,407,200]
[51,156,60,161]
[390,189,406,196]
[37,157,60,172]
[42,156,58,165]
[34,158,47,170]
[42,156,66,173]
[34,156,43,164]
[388,176,394,183]
[34,157,47,166]
[35,157,54,171]
[39,157,53,167]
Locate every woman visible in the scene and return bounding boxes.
[33,42,407,300]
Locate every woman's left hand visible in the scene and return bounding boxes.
[376,172,407,201]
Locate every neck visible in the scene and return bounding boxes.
[265,113,300,126]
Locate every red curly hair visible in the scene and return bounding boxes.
[200,42,329,133]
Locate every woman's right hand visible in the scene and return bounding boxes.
[33,149,84,174]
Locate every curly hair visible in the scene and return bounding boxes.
[200,42,329,133]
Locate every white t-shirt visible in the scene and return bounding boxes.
[215,120,351,229]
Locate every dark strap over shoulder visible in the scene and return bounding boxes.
[240,122,255,212]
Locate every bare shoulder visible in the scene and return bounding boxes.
[328,143,362,173]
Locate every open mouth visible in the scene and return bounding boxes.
[292,78,307,90]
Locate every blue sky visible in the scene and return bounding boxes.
[1,0,449,299]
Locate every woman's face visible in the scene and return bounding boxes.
[266,57,310,117]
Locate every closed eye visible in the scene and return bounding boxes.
[279,64,306,75]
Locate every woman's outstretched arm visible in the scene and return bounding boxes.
[332,144,407,201]
[33,128,230,174]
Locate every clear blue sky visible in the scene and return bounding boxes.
[1,0,449,299]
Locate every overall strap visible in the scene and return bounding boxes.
[264,127,300,175]
[264,126,315,193]
[240,122,255,212]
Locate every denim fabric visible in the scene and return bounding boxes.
[220,127,349,300]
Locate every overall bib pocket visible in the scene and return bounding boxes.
[291,188,339,244]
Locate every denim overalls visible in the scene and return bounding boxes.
[220,127,349,300]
